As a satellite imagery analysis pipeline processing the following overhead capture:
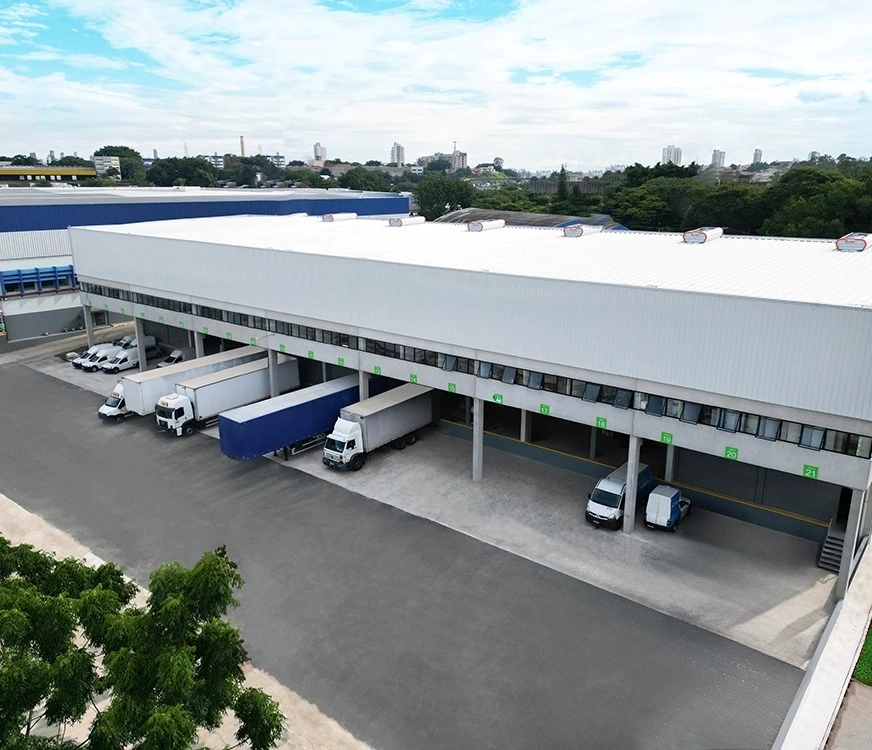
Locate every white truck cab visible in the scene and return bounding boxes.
[98,382,132,421]
[155,392,193,435]
[323,419,364,469]
[81,345,124,372]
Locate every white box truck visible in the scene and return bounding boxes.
[98,345,265,420]
[155,357,300,436]
[322,383,433,471]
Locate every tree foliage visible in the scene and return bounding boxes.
[147,158,219,188]
[413,174,477,220]
[54,156,94,168]
[94,147,146,184]
[338,167,390,192]
[0,537,284,750]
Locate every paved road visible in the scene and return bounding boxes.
[0,362,801,749]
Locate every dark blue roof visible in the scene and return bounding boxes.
[0,195,409,233]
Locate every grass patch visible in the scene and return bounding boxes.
[854,626,872,685]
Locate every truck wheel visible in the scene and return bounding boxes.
[183,425,195,436]
[406,433,417,446]
[350,455,365,471]
[115,415,125,423]
[391,438,406,450]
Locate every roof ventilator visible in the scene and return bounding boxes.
[835,233,869,252]
[563,224,603,237]
[683,227,723,244]
[467,219,505,232]
[389,216,426,227]
[322,212,358,222]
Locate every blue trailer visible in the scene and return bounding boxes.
[219,374,360,461]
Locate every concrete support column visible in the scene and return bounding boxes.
[464,396,472,426]
[623,434,642,534]
[589,425,598,460]
[321,362,328,383]
[193,330,205,359]
[83,306,95,347]
[187,329,194,347]
[267,349,279,398]
[520,409,533,443]
[134,317,146,373]
[472,397,484,482]
[664,443,676,482]
[836,488,865,599]
[358,370,370,400]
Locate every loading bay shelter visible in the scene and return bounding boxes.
[69,215,872,597]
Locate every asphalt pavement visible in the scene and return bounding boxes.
[0,360,802,749]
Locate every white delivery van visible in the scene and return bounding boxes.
[82,345,123,372]
[645,484,691,532]
[585,462,656,529]
[72,344,109,369]
[102,348,140,374]
[158,346,196,368]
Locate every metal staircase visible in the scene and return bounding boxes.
[818,515,846,573]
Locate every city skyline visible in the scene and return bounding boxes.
[1,1,868,171]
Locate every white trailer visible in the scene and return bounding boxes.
[99,345,265,419]
[322,383,433,471]
[156,357,300,436]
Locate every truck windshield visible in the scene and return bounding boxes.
[105,394,122,408]
[155,406,174,419]
[590,488,622,508]
[324,437,345,452]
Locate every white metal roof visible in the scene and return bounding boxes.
[80,214,871,308]
[177,358,267,389]
[343,383,432,417]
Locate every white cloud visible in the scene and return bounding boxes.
[1,0,870,168]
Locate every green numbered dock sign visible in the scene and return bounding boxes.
[157,314,163,322]
[409,374,418,383]
[539,404,550,416]
[447,383,457,393]
[307,350,314,359]
[661,432,673,445]
[725,446,739,461]
[337,356,345,367]
[250,337,257,346]
[179,321,185,328]
[803,464,819,480]
[373,365,381,375]
[202,326,208,334]
[595,416,607,430]
[493,393,504,404]
[225,332,233,339]
[278,343,285,353]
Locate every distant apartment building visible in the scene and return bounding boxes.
[93,155,121,176]
[391,142,405,166]
[451,149,468,171]
[711,149,725,168]
[753,148,763,164]
[265,153,286,169]
[808,151,820,161]
[409,165,424,175]
[314,142,327,164]
[200,153,225,170]
[661,145,682,165]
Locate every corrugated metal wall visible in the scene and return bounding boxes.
[70,228,872,423]
[0,230,71,261]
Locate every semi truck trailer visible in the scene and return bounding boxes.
[156,357,300,436]
[322,383,433,471]
[219,374,360,461]
[98,345,264,420]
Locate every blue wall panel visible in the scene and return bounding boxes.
[0,196,409,233]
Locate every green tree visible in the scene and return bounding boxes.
[338,167,390,192]
[11,154,42,166]
[103,166,121,179]
[147,158,219,188]
[556,166,569,201]
[54,156,94,168]
[94,146,146,184]
[424,159,451,173]
[0,537,284,750]
[414,174,476,220]
[285,169,326,188]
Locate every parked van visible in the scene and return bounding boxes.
[158,346,196,368]
[585,462,656,529]
[102,348,140,374]
[72,344,110,369]
[645,484,691,532]
[123,335,156,350]
[82,345,123,372]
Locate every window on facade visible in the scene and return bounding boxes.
[491,364,504,381]
[633,392,649,411]
[456,357,472,374]
[570,380,586,398]
[665,398,683,419]
[717,409,740,433]
[700,406,718,427]
[441,355,457,372]
[600,386,617,406]
[527,372,544,390]
[542,374,559,393]
[646,395,666,417]
[582,383,601,403]
[476,362,493,379]
[848,434,872,459]
[680,402,702,424]
[799,425,825,450]
[739,414,759,435]
[613,389,633,410]
[779,421,802,444]
[756,417,781,441]
[824,430,849,454]
[501,366,517,384]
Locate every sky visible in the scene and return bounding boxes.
[0,0,869,171]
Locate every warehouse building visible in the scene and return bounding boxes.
[69,216,872,596]
[0,187,408,345]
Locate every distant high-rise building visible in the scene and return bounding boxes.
[314,142,327,163]
[153,149,158,159]
[93,155,121,177]
[200,153,224,170]
[451,147,467,171]
[48,150,55,163]
[29,152,36,160]
[266,153,286,168]
[661,145,682,165]
[808,151,820,161]
[391,142,405,166]
[752,148,763,164]
[711,149,725,168]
